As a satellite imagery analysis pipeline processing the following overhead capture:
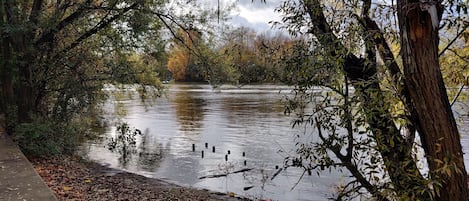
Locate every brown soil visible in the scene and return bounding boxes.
[29,156,248,201]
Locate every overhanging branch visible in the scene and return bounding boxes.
[439,21,469,57]
[62,2,138,53]
[34,0,93,46]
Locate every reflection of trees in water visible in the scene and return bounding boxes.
[108,126,167,170]
[173,91,206,132]
[136,128,168,172]
[107,123,141,168]
[221,96,284,122]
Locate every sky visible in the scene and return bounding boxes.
[213,0,284,33]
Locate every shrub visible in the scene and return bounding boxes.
[13,117,83,156]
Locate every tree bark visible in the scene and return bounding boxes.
[1,1,33,123]
[303,0,430,199]
[0,40,14,114]
[397,1,469,200]
[0,1,14,115]
[343,55,429,199]
[6,2,35,123]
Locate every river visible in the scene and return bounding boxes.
[82,83,469,201]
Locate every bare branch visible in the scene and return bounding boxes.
[290,170,306,191]
[448,48,469,63]
[439,22,469,57]
[343,76,354,161]
[314,117,389,200]
[63,2,138,53]
[153,12,202,58]
[451,84,466,107]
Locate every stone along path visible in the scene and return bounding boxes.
[0,131,57,201]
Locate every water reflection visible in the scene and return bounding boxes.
[220,96,285,121]
[84,84,469,201]
[95,125,169,172]
[85,84,347,201]
[136,128,168,172]
[173,89,206,132]
[106,123,141,168]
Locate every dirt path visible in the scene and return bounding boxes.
[30,156,248,201]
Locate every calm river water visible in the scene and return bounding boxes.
[82,84,469,201]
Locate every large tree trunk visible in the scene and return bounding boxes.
[17,65,35,122]
[344,55,429,199]
[9,30,36,123]
[2,0,42,123]
[397,1,468,200]
[0,41,15,114]
[0,2,14,115]
[303,1,430,199]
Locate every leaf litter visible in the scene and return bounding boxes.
[30,155,249,201]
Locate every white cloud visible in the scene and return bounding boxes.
[227,0,283,32]
[230,15,270,31]
[236,5,280,24]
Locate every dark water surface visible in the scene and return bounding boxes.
[82,84,469,201]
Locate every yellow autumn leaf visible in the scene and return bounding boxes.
[62,186,72,191]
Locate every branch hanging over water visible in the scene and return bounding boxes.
[198,168,253,179]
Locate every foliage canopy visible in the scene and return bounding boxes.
[0,0,218,155]
[272,0,469,200]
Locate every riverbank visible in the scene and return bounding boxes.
[29,155,248,201]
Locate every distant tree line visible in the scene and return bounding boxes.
[166,26,310,85]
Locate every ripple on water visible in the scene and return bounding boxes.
[86,84,356,201]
